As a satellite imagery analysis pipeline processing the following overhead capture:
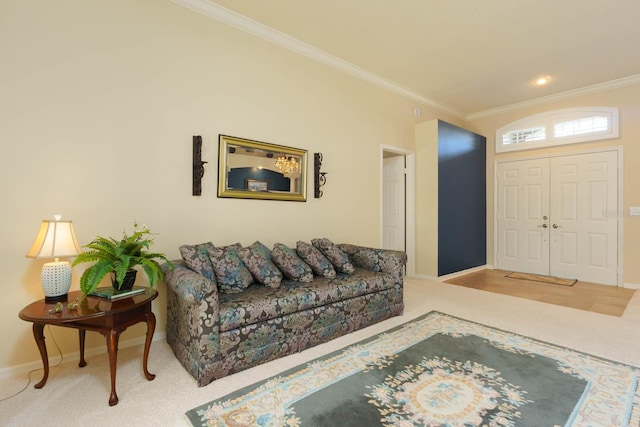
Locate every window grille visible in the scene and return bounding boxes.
[502,127,546,145]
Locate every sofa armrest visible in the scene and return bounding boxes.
[163,261,221,384]
[163,261,218,305]
[338,244,407,282]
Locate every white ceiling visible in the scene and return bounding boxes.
[180,0,640,118]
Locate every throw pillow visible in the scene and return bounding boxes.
[207,243,253,294]
[238,241,283,288]
[272,243,314,282]
[179,242,217,283]
[311,238,355,274]
[296,241,336,278]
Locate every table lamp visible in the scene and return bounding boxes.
[26,215,81,302]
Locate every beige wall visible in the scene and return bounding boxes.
[466,84,640,286]
[414,120,439,276]
[0,0,445,370]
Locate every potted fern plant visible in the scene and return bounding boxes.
[72,222,173,296]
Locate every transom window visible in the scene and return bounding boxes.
[496,107,619,153]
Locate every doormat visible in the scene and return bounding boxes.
[506,271,577,286]
[185,311,640,427]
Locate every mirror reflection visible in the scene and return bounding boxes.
[218,135,308,201]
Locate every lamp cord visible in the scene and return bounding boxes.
[0,325,64,402]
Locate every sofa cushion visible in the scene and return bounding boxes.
[218,267,394,331]
[311,238,355,274]
[208,243,253,294]
[238,241,283,288]
[179,242,217,283]
[272,243,313,282]
[296,241,336,278]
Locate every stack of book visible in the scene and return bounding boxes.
[89,286,147,300]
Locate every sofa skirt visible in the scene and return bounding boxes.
[180,286,403,387]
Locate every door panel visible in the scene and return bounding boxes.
[549,151,617,284]
[383,156,406,251]
[497,159,549,275]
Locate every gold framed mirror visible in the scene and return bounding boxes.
[217,135,308,201]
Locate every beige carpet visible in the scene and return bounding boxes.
[3,276,640,427]
[506,271,577,286]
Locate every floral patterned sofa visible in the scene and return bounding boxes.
[162,239,406,386]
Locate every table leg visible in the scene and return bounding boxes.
[32,323,49,389]
[106,330,121,406]
[142,310,156,381]
[78,329,87,367]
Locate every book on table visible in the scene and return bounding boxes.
[89,286,147,300]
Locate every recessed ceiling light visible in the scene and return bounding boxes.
[535,76,551,86]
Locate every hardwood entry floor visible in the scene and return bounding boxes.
[444,269,635,317]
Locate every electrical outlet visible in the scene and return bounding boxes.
[630,207,640,216]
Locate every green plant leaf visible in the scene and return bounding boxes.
[138,258,161,286]
[79,260,112,295]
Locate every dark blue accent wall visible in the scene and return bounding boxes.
[228,167,291,191]
[437,120,486,276]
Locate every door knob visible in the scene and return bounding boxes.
[552,224,561,228]
[537,224,548,228]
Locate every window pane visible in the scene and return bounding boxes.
[554,116,608,138]
[502,127,546,145]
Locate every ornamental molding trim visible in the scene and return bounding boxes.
[171,0,640,121]
[467,73,640,121]
[170,0,463,118]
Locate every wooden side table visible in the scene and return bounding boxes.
[19,289,158,406]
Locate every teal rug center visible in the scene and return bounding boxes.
[290,333,583,426]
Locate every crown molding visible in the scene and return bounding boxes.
[171,0,464,118]
[467,73,640,121]
[172,0,640,122]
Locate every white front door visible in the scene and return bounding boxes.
[497,158,550,275]
[549,151,618,284]
[383,155,406,251]
[497,151,619,285]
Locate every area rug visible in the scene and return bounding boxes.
[185,311,640,427]
[506,271,577,286]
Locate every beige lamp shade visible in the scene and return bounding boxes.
[26,217,81,301]
[26,219,81,259]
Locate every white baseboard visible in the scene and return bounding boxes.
[438,264,492,281]
[407,264,492,282]
[407,273,438,281]
[0,332,165,381]
[624,282,640,289]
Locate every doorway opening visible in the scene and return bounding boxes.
[381,145,415,277]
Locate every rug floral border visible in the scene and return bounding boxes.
[188,311,640,427]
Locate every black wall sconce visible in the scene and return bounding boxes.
[314,153,327,198]
[193,135,207,196]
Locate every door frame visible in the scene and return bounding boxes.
[380,145,416,277]
[493,147,624,286]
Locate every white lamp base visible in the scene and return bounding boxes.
[42,260,72,302]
